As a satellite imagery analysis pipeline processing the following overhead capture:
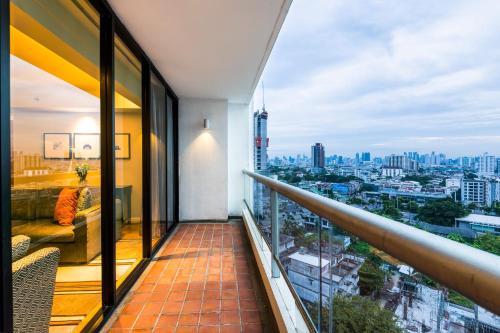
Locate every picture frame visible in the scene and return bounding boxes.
[43,133,72,159]
[115,133,131,159]
[73,133,100,159]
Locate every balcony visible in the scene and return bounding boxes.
[2,1,499,332]
[100,170,499,333]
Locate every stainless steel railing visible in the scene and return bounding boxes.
[243,169,500,314]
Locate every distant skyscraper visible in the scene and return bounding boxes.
[361,152,371,162]
[311,143,325,169]
[254,84,269,170]
[386,154,418,171]
[479,152,495,176]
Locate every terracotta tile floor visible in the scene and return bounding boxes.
[104,222,276,333]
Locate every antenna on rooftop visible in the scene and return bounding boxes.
[261,81,266,112]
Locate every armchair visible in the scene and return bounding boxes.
[12,247,60,333]
[12,235,30,262]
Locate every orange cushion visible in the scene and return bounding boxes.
[54,188,79,225]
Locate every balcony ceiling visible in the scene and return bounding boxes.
[108,0,291,103]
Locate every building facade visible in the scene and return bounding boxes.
[461,179,487,206]
[479,153,496,176]
[311,143,325,169]
[254,109,269,170]
[386,154,418,171]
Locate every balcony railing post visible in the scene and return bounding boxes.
[271,188,280,278]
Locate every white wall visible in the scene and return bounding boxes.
[228,103,250,216]
[179,98,228,221]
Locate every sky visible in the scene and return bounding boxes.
[255,0,500,159]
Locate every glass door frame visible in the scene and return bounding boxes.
[0,0,180,331]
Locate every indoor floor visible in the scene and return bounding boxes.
[102,222,276,333]
[50,224,143,333]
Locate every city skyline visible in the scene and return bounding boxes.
[269,149,497,160]
[255,0,500,157]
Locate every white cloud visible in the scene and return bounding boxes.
[257,0,500,158]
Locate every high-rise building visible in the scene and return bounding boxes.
[461,179,487,206]
[355,152,360,165]
[460,156,471,167]
[311,143,325,169]
[386,154,418,171]
[479,153,495,176]
[361,152,371,162]
[461,178,500,206]
[253,108,269,170]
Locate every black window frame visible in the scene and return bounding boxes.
[0,0,179,330]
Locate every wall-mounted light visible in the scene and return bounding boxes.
[203,118,210,129]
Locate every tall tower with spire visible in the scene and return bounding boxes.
[254,82,269,170]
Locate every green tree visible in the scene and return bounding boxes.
[347,197,364,205]
[281,219,310,248]
[448,290,474,309]
[286,175,301,184]
[416,198,469,226]
[298,232,319,249]
[447,233,466,243]
[281,219,304,238]
[349,240,371,256]
[473,233,500,255]
[467,202,477,210]
[378,199,402,220]
[358,261,385,296]
[407,201,419,213]
[308,296,402,333]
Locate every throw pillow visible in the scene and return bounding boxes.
[54,188,79,225]
[77,187,92,212]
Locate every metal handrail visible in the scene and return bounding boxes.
[243,169,500,314]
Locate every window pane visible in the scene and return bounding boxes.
[10,0,101,331]
[114,35,143,286]
[151,73,166,246]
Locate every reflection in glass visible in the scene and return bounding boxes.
[10,0,101,331]
[166,95,175,230]
[151,73,166,246]
[114,35,143,287]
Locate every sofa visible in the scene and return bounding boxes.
[11,186,122,264]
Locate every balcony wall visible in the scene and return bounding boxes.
[179,98,251,221]
[228,102,252,216]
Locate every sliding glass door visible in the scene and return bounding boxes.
[1,1,178,331]
[10,1,102,331]
[114,35,143,288]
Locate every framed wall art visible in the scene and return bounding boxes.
[43,133,72,159]
[115,133,130,159]
[74,133,100,159]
